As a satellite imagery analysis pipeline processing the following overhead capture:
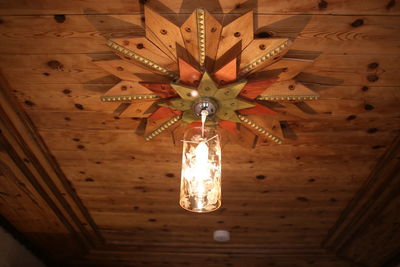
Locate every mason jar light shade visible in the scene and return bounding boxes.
[179,126,222,213]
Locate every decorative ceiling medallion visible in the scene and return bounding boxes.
[97,5,320,145]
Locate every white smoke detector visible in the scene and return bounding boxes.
[213,230,230,242]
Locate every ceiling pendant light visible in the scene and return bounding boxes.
[180,99,221,212]
[97,5,321,213]
[180,124,222,212]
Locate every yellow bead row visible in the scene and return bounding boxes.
[256,95,319,101]
[107,40,178,79]
[145,115,182,141]
[238,114,284,144]
[239,39,292,75]
[100,95,159,102]
[196,8,206,67]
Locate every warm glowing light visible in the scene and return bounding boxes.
[190,90,199,97]
[179,126,221,212]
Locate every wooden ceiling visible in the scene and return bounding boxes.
[0,0,400,266]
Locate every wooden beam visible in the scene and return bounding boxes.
[0,71,103,262]
[323,134,400,266]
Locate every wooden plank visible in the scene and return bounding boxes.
[0,15,400,55]
[56,158,379,177]
[0,167,65,233]
[0,54,171,84]
[78,251,352,267]
[35,126,398,153]
[0,0,399,15]
[1,53,399,86]
[23,101,400,134]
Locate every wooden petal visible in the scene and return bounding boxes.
[101,81,159,102]
[216,11,254,61]
[110,37,178,71]
[140,83,178,98]
[145,26,176,60]
[119,101,157,118]
[178,58,202,86]
[204,10,222,72]
[149,107,182,120]
[180,11,199,67]
[144,6,188,62]
[93,59,170,82]
[214,58,236,86]
[239,114,284,144]
[257,80,319,101]
[219,120,238,135]
[145,116,177,137]
[239,78,278,99]
[238,102,277,115]
[239,38,292,76]
[113,103,131,116]
[263,57,314,81]
[104,81,153,97]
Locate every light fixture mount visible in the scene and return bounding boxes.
[97,6,321,145]
[193,97,218,119]
[97,5,322,213]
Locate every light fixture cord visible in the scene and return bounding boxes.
[200,109,209,138]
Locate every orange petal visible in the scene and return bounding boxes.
[179,58,202,86]
[219,120,238,135]
[214,58,237,86]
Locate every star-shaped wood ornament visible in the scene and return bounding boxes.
[96,5,321,146]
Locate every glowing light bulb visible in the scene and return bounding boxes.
[194,141,209,167]
[179,126,222,213]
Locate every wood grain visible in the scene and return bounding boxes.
[1,15,400,55]
[0,0,399,15]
